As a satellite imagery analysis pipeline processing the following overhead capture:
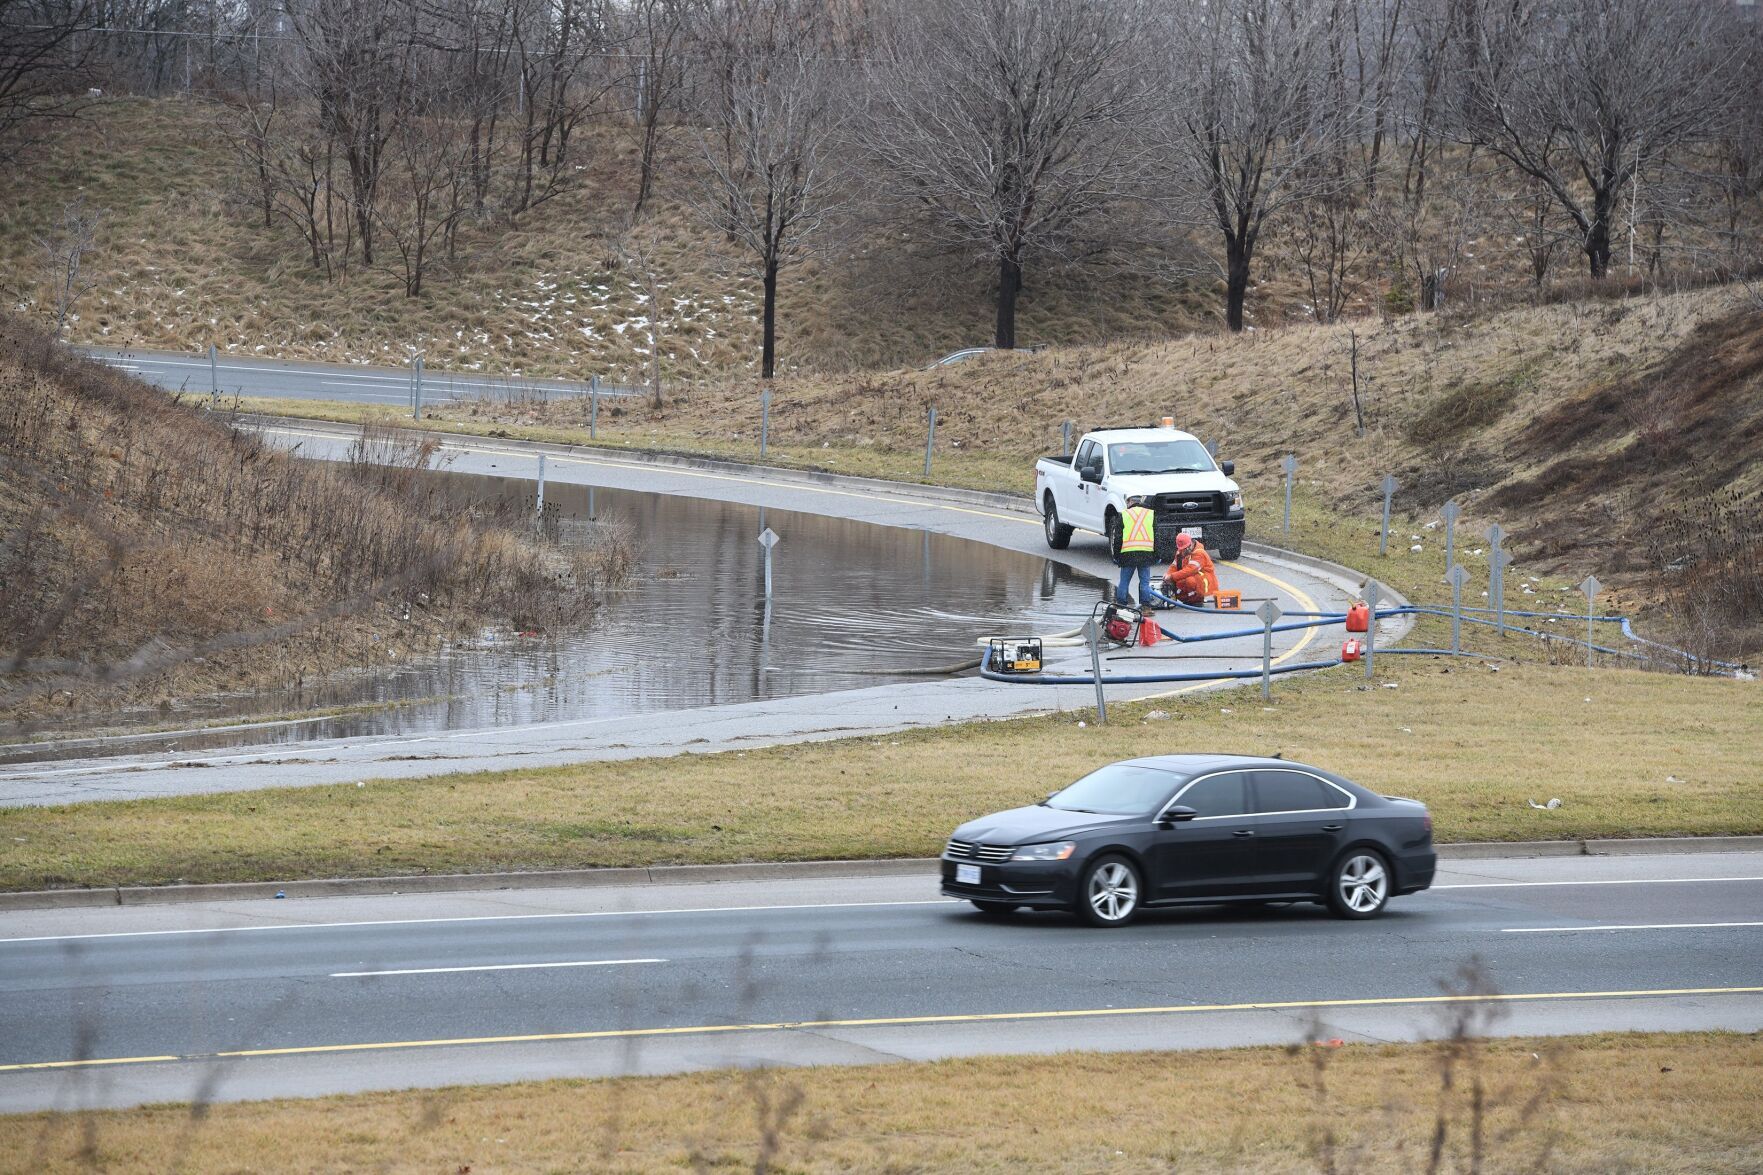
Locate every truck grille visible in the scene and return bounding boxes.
[1154,492,1225,520]
[944,839,1016,863]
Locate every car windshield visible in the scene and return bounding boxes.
[1046,764,1182,815]
[1107,439,1214,475]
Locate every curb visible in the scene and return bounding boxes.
[3,836,1758,912]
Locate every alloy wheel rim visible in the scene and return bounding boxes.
[1088,862,1138,921]
[1338,854,1388,913]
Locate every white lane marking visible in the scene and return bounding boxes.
[1437,876,1763,890]
[1503,921,1763,934]
[331,957,664,977]
[0,899,954,944]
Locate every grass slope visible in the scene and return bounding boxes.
[5,636,1758,891]
[11,1033,1762,1173]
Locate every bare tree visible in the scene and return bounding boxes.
[863,0,1142,350]
[1454,0,1736,279]
[509,0,616,215]
[628,0,687,216]
[688,0,842,380]
[1149,0,1345,332]
[0,0,95,165]
[38,196,101,338]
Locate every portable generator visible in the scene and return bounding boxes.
[988,637,1044,674]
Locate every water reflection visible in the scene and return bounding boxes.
[2,472,1097,761]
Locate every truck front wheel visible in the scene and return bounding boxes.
[1043,496,1074,550]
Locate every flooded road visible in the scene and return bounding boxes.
[2,471,1098,762]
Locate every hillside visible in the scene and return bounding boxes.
[409,286,1763,653]
[0,316,629,725]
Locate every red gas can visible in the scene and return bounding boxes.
[1345,601,1371,632]
[1341,638,1364,662]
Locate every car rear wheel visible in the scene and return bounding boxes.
[1076,855,1142,928]
[971,900,1018,917]
[1043,497,1074,549]
[1327,849,1391,919]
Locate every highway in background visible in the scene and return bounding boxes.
[1,851,1759,1110]
[77,345,635,406]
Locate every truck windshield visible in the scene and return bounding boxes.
[1107,440,1214,475]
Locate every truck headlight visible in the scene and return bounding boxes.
[1228,491,1244,510]
[1011,841,1077,862]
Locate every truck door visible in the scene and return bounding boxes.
[1070,439,1103,531]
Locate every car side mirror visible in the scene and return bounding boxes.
[1157,805,1198,825]
[1080,463,1102,484]
[1220,460,1235,477]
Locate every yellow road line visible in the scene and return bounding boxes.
[6,986,1758,1072]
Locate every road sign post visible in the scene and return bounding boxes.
[760,387,771,460]
[1579,574,1601,668]
[924,407,938,478]
[535,453,546,530]
[758,527,780,598]
[1281,455,1297,534]
[589,375,599,439]
[1379,474,1399,556]
[1441,500,1461,575]
[1257,599,1282,700]
[412,355,423,420]
[1363,579,1382,679]
[208,343,219,408]
[1086,616,1108,724]
[1492,548,1513,637]
[1447,564,1469,654]
[1061,420,1072,457]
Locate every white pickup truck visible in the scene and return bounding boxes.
[1035,426,1245,561]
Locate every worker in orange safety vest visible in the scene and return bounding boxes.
[1162,532,1218,606]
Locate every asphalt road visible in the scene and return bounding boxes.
[0,422,1380,806]
[76,346,632,406]
[2,851,1759,1111]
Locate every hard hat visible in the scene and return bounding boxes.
[1175,532,1195,552]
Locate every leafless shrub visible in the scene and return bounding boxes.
[36,195,102,338]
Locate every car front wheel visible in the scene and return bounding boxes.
[1327,849,1391,919]
[1076,854,1142,928]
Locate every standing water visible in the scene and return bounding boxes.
[0,471,1098,761]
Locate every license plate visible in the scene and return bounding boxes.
[1181,526,1203,538]
[956,863,981,885]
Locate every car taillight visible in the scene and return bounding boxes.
[1422,811,1433,835]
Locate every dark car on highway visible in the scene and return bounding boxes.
[941,755,1435,927]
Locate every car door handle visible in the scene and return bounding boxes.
[1321,824,1344,832]
[1232,830,1255,838]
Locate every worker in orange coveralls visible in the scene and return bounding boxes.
[1161,532,1219,606]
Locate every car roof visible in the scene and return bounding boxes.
[1121,754,1323,775]
[1091,428,1202,444]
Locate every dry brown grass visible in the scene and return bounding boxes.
[4,643,1758,891]
[0,315,629,721]
[9,1033,1760,1173]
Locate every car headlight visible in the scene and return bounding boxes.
[1228,491,1244,510]
[1011,841,1077,862]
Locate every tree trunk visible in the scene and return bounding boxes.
[1224,237,1251,332]
[1585,216,1612,279]
[761,255,779,380]
[994,252,1021,349]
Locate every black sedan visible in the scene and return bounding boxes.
[941,755,1435,927]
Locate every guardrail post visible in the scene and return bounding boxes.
[1281,454,1297,534]
[1379,474,1399,556]
[1492,548,1513,638]
[1441,499,1460,574]
[1363,579,1382,679]
[924,406,937,478]
[1447,564,1468,653]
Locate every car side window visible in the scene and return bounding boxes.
[1074,440,1096,474]
[1174,772,1248,818]
[1251,770,1347,813]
